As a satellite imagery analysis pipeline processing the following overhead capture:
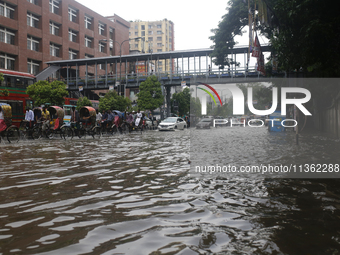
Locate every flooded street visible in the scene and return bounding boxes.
[1,128,340,254]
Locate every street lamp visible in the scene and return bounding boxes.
[99,37,142,96]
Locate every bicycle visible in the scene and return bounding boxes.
[0,103,20,143]
[77,121,99,139]
[0,125,20,143]
[19,120,42,140]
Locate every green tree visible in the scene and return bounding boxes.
[136,75,163,111]
[76,96,92,110]
[171,87,191,116]
[26,80,69,106]
[0,73,9,97]
[235,83,273,115]
[209,0,249,69]
[190,96,202,118]
[210,0,340,77]
[98,90,131,112]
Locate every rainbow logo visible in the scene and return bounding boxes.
[198,82,223,115]
[198,82,223,106]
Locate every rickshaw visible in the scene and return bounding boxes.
[127,111,143,134]
[77,106,100,138]
[0,103,20,143]
[111,110,126,134]
[19,107,43,140]
[45,106,73,139]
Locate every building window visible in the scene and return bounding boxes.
[0,1,15,19]
[84,15,92,30]
[134,25,137,29]
[27,59,40,75]
[27,36,39,51]
[157,24,161,29]
[98,22,105,35]
[49,21,60,36]
[99,42,105,53]
[157,43,162,47]
[134,44,138,48]
[49,0,60,15]
[141,25,145,30]
[157,37,162,41]
[0,53,15,70]
[148,37,153,41]
[141,31,145,36]
[68,7,77,22]
[134,31,138,36]
[68,29,77,42]
[27,12,39,28]
[99,64,105,70]
[27,0,39,5]
[157,31,162,35]
[85,36,92,48]
[69,49,78,60]
[157,49,162,52]
[148,25,152,29]
[109,27,114,39]
[85,54,93,59]
[0,27,15,45]
[50,43,60,57]
[148,31,153,35]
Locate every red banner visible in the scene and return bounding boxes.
[257,52,266,75]
[251,35,261,59]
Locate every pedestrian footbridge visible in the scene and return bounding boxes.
[40,45,277,91]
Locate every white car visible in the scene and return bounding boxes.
[230,118,244,126]
[158,117,187,131]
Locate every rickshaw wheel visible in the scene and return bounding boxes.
[61,126,73,140]
[7,126,20,143]
[45,129,55,139]
[32,126,42,139]
[19,121,27,140]
[78,128,85,138]
[95,126,101,138]
[88,126,96,139]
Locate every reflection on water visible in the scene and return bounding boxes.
[0,128,340,254]
[190,127,340,178]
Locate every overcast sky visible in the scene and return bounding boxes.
[76,0,242,50]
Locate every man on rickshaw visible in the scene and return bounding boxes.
[135,110,142,127]
[126,112,133,126]
[107,110,114,126]
[71,106,80,125]
[41,106,50,136]
[34,107,42,123]
[80,109,91,130]
[112,110,124,133]
[25,107,35,129]
[101,110,108,129]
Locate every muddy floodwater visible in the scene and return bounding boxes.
[1,128,340,254]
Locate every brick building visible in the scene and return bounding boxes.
[0,0,130,78]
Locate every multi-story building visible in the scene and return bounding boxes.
[128,19,174,73]
[0,0,130,78]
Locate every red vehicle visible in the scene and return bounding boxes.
[0,69,99,127]
[0,69,36,127]
[64,97,99,110]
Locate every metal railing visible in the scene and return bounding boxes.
[61,66,277,89]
